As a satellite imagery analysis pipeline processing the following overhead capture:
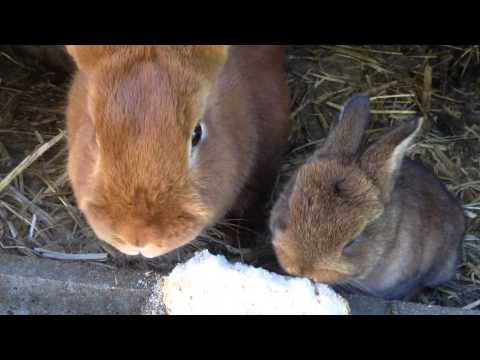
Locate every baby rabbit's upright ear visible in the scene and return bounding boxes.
[66,45,119,73]
[359,117,424,202]
[316,94,371,159]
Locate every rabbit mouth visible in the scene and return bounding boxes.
[107,227,204,259]
[111,241,183,258]
[107,245,164,259]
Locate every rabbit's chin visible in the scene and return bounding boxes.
[114,245,171,259]
[104,237,195,258]
[93,225,205,259]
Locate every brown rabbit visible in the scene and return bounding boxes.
[66,45,291,258]
[269,94,467,300]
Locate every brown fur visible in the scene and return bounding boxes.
[66,45,291,258]
[270,95,466,300]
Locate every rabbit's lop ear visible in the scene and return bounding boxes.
[360,117,424,202]
[66,45,120,73]
[191,45,230,60]
[316,94,371,158]
[186,46,231,79]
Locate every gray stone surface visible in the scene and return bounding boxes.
[0,253,163,315]
[345,294,394,315]
[391,301,479,315]
[344,293,480,315]
[1,253,479,315]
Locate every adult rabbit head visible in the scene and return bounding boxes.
[66,45,291,258]
[67,45,230,258]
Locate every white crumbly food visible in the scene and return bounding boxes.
[157,250,350,315]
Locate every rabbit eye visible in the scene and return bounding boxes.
[333,178,346,195]
[191,123,203,148]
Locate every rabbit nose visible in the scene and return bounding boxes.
[116,224,149,249]
[122,234,148,249]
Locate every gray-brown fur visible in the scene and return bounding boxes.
[269,94,467,300]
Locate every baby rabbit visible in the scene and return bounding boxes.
[269,94,467,300]
[66,45,291,258]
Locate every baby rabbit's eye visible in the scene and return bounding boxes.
[192,123,203,148]
[333,178,346,196]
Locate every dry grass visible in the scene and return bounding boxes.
[0,45,478,308]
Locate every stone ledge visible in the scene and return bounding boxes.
[0,253,160,315]
[344,294,480,315]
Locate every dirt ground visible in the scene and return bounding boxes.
[0,45,479,308]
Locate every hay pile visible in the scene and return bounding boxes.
[0,45,478,308]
